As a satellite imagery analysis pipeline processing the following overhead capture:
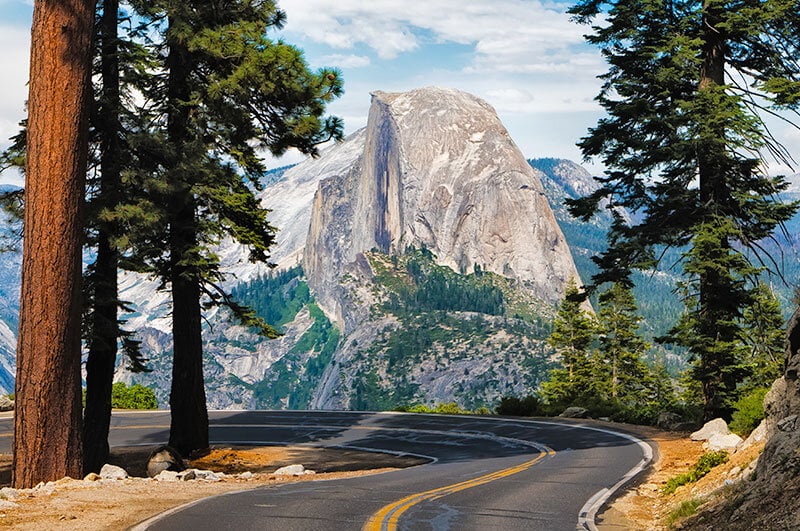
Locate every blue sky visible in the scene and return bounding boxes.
[1,0,798,186]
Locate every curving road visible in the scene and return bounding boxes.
[0,411,653,530]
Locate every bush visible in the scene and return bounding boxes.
[663,451,728,494]
[496,395,547,416]
[730,387,769,437]
[111,382,158,409]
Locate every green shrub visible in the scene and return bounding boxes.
[433,402,466,414]
[496,395,546,416]
[111,382,158,409]
[663,451,728,494]
[730,387,769,436]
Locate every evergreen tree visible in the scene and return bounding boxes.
[541,279,598,404]
[127,0,342,456]
[14,0,94,488]
[741,282,786,389]
[567,0,800,420]
[596,283,651,403]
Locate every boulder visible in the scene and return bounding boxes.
[147,445,187,478]
[740,419,768,450]
[691,418,730,441]
[83,473,101,482]
[99,464,128,480]
[707,433,743,452]
[558,407,590,419]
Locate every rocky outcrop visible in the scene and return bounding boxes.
[304,87,581,328]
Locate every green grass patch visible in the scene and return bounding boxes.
[663,451,728,494]
[666,498,705,528]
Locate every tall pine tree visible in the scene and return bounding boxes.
[127,0,343,455]
[568,0,800,420]
[596,283,651,403]
[542,279,599,404]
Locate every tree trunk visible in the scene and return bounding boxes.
[165,20,209,457]
[83,0,121,474]
[14,0,94,488]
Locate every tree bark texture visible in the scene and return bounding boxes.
[165,25,209,457]
[83,0,121,474]
[14,0,94,488]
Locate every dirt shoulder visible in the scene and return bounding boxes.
[591,422,764,530]
[0,445,427,530]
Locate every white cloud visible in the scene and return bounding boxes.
[282,0,589,74]
[318,53,371,69]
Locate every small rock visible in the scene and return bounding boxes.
[100,464,129,480]
[0,500,18,510]
[147,445,187,478]
[274,464,305,476]
[707,433,743,452]
[194,470,221,482]
[180,470,197,481]
[239,471,253,480]
[83,473,101,482]
[155,470,180,482]
[691,418,730,441]
[728,466,742,477]
[303,470,316,475]
[0,488,18,501]
[558,407,589,419]
[598,417,611,422]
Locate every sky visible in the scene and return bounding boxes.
[1,0,798,186]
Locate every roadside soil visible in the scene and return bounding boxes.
[593,421,764,530]
[0,445,428,530]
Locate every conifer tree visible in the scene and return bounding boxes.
[596,283,650,403]
[568,0,800,420]
[741,282,786,389]
[127,0,343,455]
[542,279,598,404]
[14,0,94,488]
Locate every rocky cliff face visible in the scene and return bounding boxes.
[305,88,580,330]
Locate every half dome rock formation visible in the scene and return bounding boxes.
[304,87,581,327]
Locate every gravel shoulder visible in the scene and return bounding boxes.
[0,445,427,530]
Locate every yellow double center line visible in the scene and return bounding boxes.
[363,449,555,531]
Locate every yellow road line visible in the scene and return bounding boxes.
[363,450,552,531]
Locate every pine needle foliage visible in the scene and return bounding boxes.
[568,0,800,420]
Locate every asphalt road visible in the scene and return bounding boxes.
[0,410,652,530]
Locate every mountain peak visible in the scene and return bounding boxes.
[304,88,582,326]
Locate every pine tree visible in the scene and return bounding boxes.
[14,0,94,488]
[567,0,800,420]
[127,0,343,456]
[542,279,598,404]
[741,282,786,389]
[596,283,651,403]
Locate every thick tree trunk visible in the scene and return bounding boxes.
[165,20,209,457]
[14,0,94,488]
[83,0,122,474]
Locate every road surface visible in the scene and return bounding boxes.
[0,410,652,530]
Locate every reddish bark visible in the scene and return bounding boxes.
[14,0,94,488]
